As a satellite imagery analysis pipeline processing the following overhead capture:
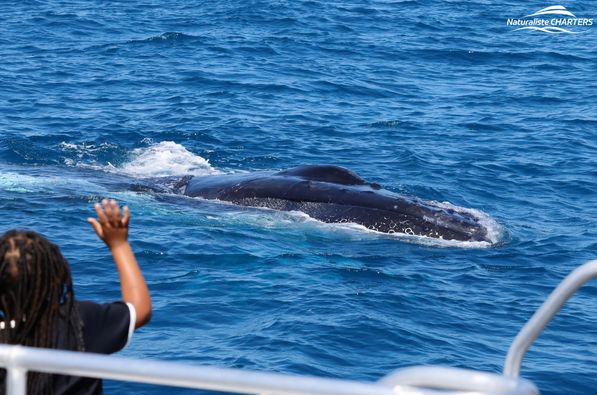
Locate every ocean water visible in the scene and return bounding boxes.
[0,1,596,394]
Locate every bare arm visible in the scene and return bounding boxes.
[88,199,152,329]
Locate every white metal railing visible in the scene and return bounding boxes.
[0,259,594,395]
[380,366,537,395]
[0,345,536,395]
[504,259,597,377]
[0,345,394,395]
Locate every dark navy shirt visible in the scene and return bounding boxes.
[52,301,134,395]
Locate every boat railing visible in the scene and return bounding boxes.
[0,259,595,395]
[503,259,597,377]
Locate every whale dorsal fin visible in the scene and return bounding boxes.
[275,165,371,186]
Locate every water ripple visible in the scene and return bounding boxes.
[0,1,595,394]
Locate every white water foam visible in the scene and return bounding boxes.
[59,142,118,155]
[59,142,119,167]
[0,172,101,194]
[0,173,40,193]
[118,141,221,178]
[64,141,222,178]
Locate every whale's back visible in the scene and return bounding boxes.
[179,165,492,243]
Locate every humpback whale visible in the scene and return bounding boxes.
[138,165,491,243]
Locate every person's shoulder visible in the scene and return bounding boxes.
[78,300,128,313]
[78,300,136,354]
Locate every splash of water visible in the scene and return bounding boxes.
[117,141,221,178]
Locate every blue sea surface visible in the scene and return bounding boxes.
[0,1,596,394]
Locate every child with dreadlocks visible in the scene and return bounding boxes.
[0,199,151,394]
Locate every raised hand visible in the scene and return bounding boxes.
[88,199,130,249]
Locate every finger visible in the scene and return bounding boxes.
[102,199,115,223]
[95,202,109,225]
[111,199,122,224]
[122,206,130,227]
[87,218,104,239]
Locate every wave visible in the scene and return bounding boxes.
[128,32,199,44]
[369,120,401,129]
[59,142,120,164]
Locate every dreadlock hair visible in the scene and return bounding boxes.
[0,230,84,394]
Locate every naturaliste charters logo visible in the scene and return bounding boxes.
[507,5,593,33]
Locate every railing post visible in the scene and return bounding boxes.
[6,368,27,395]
